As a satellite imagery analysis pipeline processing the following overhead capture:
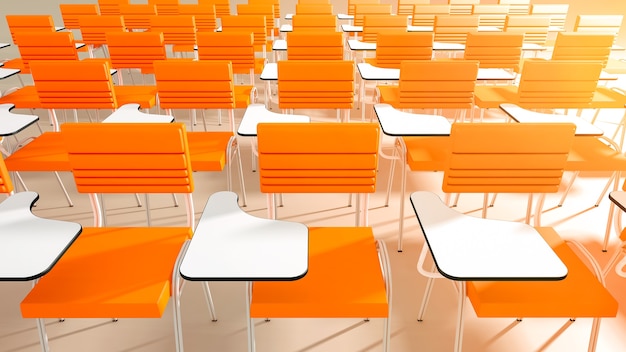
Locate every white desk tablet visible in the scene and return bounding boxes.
[180,191,308,281]
[374,104,451,136]
[237,104,310,137]
[103,103,174,123]
[0,103,39,136]
[410,191,567,281]
[500,103,604,136]
[0,192,82,280]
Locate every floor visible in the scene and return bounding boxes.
[2,54,626,352]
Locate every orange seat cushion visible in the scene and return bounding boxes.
[2,58,26,72]
[402,136,451,171]
[186,131,233,171]
[21,227,191,318]
[0,86,42,109]
[4,132,70,171]
[251,227,388,318]
[467,227,618,318]
[566,137,626,172]
[234,85,254,109]
[114,85,158,109]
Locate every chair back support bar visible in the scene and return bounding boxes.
[257,123,379,193]
[443,123,576,193]
[62,123,194,194]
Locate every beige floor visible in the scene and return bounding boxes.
[1,68,626,352]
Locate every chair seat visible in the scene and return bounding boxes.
[566,137,626,171]
[21,227,191,318]
[0,86,41,109]
[402,136,451,171]
[467,227,618,318]
[186,131,233,171]
[114,85,159,109]
[250,227,388,318]
[4,132,69,171]
[234,85,254,109]
[2,58,25,72]
[232,57,266,75]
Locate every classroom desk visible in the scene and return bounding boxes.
[102,103,174,123]
[0,191,82,281]
[237,104,309,137]
[0,43,10,49]
[179,191,308,352]
[409,190,568,281]
[0,103,39,154]
[499,103,604,136]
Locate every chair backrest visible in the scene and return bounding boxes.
[148,0,179,16]
[504,15,550,45]
[412,4,450,27]
[298,0,331,4]
[60,4,100,30]
[517,59,604,108]
[62,122,193,194]
[286,31,344,60]
[198,0,231,19]
[397,0,429,16]
[13,32,79,73]
[362,14,409,43]
[295,3,334,15]
[397,59,479,109]
[98,0,129,16]
[551,32,614,68]
[197,32,257,74]
[574,15,623,44]
[257,123,380,194]
[291,14,337,32]
[277,60,354,110]
[30,60,118,110]
[464,32,523,72]
[498,0,529,15]
[348,0,380,17]
[106,31,167,73]
[154,59,236,110]
[118,4,158,31]
[236,4,275,36]
[433,15,479,44]
[6,15,56,45]
[221,15,268,52]
[443,123,575,194]
[471,4,509,28]
[354,4,393,27]
[448,0,480,15]
[79,15,126,47]
[0,157,14,196]
[530,4,569,32]
[248,0,281,20]
[178,4,218,32]
[149,15,197,49]
[374,31,433,68]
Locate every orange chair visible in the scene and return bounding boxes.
[6,15,56,45]
[198,0,231,19]
[574,15,623,43]
[433,15,479,45]
[290,14,337,32]
[348,0,380,17]
[448,0,480,15]
[148,0,180,15]
[463,32,524,74]
[20,122,215,352]
[530,3,569,32]
[277,60,355,122]
[3,31,80,74]
[78,15,127,58]
[498,0,530,15]
[106,31,167,83]
[286,31,344,60]
[364,31,433,68]
[252,122,390,352]
[298,0,330,4]
[471,4,509,29]
[236,3,276,42]
[361,14,409,43]
[149,15,198,56]
[504,14,551,46]
[118,3,157,31]
[411,4,450,27]
[375,59,480,121]
[59,4,100,30]
[153,59,256,133]
[97,0,129,16]
[221,15,269,59]
[178,3,218,32]
[551,32,614,68]
[397,0,429,16]
[196,31,266,86]
[294,3,333,15]
[353,3,393,27]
